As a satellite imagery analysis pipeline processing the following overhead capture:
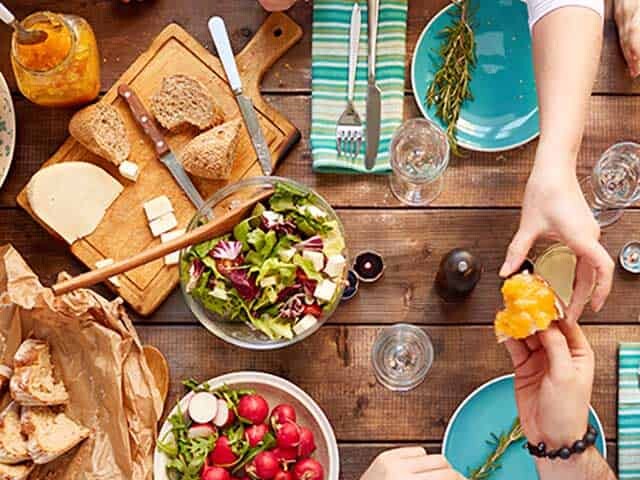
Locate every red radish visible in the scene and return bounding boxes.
[209,436,238,467]
[237,394,269,425]
[213,399,231,427]
[270,404,297,430]
[245,423,269,447]
[297,427,316,458]
[274,471,294,480]
[272,446,298,465]
[188,392,218,424]
[293,459,324,480]
[201,466,231,480]
[252,451,280,479]
[188,423,217,439]
[276,422,301,449]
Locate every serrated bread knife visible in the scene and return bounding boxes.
[118,84,206,209]
[208,16,273,176]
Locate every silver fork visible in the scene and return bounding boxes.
[336,2,364,160]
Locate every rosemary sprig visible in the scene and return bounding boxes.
[468,418,524,480]
[426,0,476,156]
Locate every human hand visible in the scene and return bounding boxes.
[505,321,594,450]
[257,0,297,11]
[615,0,640,77]
[360,448,466,480]
[500,158,614,324]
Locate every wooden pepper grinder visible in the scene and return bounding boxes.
[435,248,483,301]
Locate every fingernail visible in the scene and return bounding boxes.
[499,263,510,278]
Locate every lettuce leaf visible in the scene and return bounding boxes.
[293,254,323,281]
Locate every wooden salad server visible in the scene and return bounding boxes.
[51,189,273,296]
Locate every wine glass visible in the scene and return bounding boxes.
[580,142,640,227]
[371,324,434,391]
[389,118,450,206]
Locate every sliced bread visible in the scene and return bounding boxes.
[179,119,242,180]
[69,103,130,166]
[21,407,90,464]
[0,403,29,464]
[10,340,69,407]
[151,74,223,131]
[0,462,34,480]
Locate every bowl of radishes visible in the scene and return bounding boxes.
[154,371,339,480]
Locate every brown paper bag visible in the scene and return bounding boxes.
[0,245,163,479]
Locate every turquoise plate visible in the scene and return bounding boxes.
[411,0,539,151]
[443,375,606,480]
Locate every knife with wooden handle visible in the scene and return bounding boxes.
[117,84,206,209]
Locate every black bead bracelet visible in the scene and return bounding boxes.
[525,425,598,460]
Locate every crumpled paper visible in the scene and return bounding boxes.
[0,245,163,479]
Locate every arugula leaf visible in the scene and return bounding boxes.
[232,432,277,474]
[182,378,211,393]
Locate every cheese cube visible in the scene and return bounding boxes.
[300,205,327,219]
[118,161,139,181]
[210,286,228,300]
[262,210,284,224]
[94,258,121,287]
[143,195,173,222]
[302,250,325,272]
[314,279,337,303]
[149,212,178,237]
[160,228,186,243]
[293,314,318,336]
[164,251,180,266]
[324,254,346,278]
[279,247,296,261]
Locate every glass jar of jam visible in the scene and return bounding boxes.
[11,12,100,107]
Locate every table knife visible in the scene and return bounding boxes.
[208,16,273,176]
[117,84,206,209]
[365,0,381,170]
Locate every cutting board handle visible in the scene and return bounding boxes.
[236,12,303,96]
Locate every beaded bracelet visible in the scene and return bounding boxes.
[525,425,598,460]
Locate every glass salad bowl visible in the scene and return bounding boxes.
[180,177,348,350]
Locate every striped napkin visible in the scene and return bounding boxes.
[311,0,408,174]
[619,343,640,479]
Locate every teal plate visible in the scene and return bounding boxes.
[411,0,539,151]
[443,375,606,479]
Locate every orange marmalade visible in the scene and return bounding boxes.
[494,272,559,341]
[11,12,100,107]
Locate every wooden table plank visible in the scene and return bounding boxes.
[138,324,625,442]
[3,208,639,324]
[3,94,640,209]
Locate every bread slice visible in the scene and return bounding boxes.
[69,103,130,166]
[10,340,69,407]
[151,74,223,131]
[0,463,34,480]
[179,119,242,180]
[21,407,90,464]
[0,403,29,464]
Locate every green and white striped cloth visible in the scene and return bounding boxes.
[311,0,408,174]
[619,343,640,479]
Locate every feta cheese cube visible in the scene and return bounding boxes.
[149,212,178,237]
[300,204,327,219]
[279,247,296,261]
[94,258,121,287]
[118,161,139,181]
[303,250,325,272]
[210,286,228,300]
[314,279,337,303]
[293,314,318,336]
[164,251,180,266]
[260,276,277,288]
[143,195,173,222]
[160,228,186,243]
[262,210,283,224]
[324,254,346,278]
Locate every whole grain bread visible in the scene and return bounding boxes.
[69,103,130,166]
[151,74,224,131]
[179,119,242,180]
[0,462,33,480]
[0,403,29,464]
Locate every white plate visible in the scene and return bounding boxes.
[154,371,340,480]
[0,72,15,190]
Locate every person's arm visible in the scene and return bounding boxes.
[501,5,615,323]
[536,449,616,480]
[614,0,640,77]
[360,448,465,480]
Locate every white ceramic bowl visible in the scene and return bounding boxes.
[154,371,340,480]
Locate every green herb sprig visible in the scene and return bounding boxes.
[426,0,476,156]
[468,418,524,480]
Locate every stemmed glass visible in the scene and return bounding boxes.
[580,142,640,227]
[389,118,450,206]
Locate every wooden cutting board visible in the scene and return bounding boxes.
[17,14,302,315]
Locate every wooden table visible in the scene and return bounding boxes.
[0,0,635,476]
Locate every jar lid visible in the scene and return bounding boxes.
[341,270,360,301]
[619,241,640,274]
[353,250,385,283]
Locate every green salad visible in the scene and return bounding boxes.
[181,182,346,340]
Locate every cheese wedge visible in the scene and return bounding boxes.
[27,162,123,244]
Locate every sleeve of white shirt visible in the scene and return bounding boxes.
[524,0,604,29]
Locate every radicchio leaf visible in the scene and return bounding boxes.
[227,269,259,301]
[276,284,303,303]
[186,258,204,293]
[211,240,243,261]
[279,293,306,320]
[294,235,323,252]
[296,268,318,298]
[260,214,297,235]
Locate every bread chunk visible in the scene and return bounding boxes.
[0,403,29,464]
